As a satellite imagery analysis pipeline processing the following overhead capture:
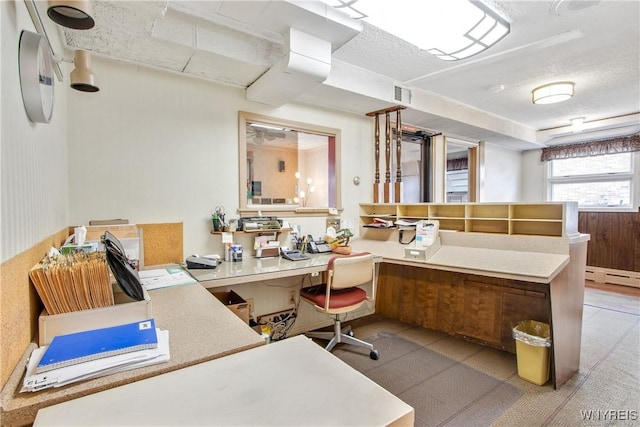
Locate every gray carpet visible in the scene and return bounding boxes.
[333,332,523,426]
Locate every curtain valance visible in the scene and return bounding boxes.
[541,134,640,161]
[447,157,468,171]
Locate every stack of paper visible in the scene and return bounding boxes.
[363,218,395,228]
[138,268,197,290]
[23,319,168,392]
[37,319,159,373]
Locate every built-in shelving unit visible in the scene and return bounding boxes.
[359,202,578,237]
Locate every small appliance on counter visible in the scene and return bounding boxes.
[186,255,220,269]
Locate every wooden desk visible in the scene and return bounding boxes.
[33,335,414,427]
[350,232,589,388]
[0,284,265,427]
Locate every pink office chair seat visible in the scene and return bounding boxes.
[300,285,366,311]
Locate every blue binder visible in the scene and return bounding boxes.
[36,319,158,373]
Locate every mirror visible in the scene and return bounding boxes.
[445,138,478,202]
[238,111,341,214]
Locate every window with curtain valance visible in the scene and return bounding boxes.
[544,133,639,211]
[541,134,640,161]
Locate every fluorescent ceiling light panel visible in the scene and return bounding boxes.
[320,0,510,61]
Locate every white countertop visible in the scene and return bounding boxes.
[34,335,414,427]
[188,253,335,287]
[426,245,569,282]
[1,285,265,427]
[350,236,572,283]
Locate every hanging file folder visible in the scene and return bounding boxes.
[36,319,158,373]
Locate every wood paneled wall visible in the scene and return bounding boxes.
[579,212,640,272]
[375,264,551,353]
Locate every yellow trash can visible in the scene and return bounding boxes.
[512,320,551,386]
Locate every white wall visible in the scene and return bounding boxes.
[480,143,522,202]
[67,57,374,258]
[521,149,547,201]
[1,1,69,262]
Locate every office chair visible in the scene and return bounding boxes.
[300,252,379,360]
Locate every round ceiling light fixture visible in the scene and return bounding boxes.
[532,82,574,105]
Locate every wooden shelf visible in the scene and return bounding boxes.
[359,202,577,237]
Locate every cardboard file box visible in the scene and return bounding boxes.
[211,290,250,324]
[38,285,152,346]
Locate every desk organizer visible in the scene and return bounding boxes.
[38,285,152,346]
[404,238,441,261]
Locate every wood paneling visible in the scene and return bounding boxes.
[579,212,640,272]
[376,264,551,352]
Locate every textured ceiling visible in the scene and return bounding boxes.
[45,0,640,150]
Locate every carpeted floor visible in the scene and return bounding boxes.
[329,283,640,426]
[333,332,523,426]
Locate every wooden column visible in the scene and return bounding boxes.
[384,111,391,202]
[395,109,402,202]
[366,106,406,203]
[373,114,380,202]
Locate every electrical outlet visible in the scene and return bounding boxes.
[246,298,254,314]
[288,290,296,305]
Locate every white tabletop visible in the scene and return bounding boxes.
[350,237,569,283]
[188,253,335,288]
[34,335,414,427]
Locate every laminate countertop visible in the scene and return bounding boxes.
[349,231,589,283]
[0,284,265,427]
[33,335,414,427]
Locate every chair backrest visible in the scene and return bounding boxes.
[328,253,374,290]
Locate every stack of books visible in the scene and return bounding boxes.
[22,319,170,392]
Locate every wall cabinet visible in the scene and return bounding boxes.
[360,202,577,237]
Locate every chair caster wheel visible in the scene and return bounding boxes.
[369,350,379,360]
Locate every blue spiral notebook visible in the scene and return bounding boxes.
[36,319,158,373]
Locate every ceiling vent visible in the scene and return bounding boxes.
[394,85,412,105]
[246,28,331,106]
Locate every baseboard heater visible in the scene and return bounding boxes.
[585,266,640,288]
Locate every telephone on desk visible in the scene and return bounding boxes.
[306,235,332,254]
[280,248,309,261]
